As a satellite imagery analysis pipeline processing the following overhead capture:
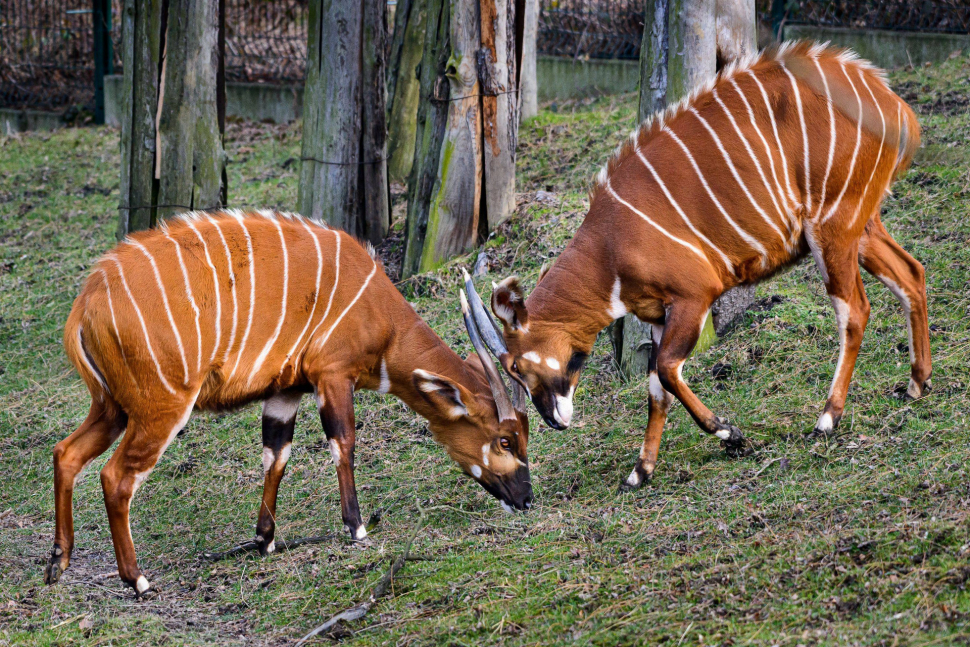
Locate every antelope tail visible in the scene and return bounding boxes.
[63,296,109,400]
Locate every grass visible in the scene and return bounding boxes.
[2,55,970,646]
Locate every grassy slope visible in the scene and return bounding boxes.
[1,57,969,646]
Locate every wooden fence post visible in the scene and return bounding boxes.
[402,0,523,278]
[519,0,539,121]
[299,0,389,243]
[615,0,755,376]
[118,0,163,237]
[118,0,225,235]
[386,0,427,183]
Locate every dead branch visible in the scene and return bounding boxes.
[294,505,429,646]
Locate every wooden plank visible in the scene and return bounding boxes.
[298,0,363,234]
[361,0,390,244]
[118,0,162,236]
[479,0,517,233]
[519,0,539,121]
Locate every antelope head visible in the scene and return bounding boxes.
[411,282,533,511]
[464,271,588,431]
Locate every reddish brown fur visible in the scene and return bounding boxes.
[487,42,930,488]
[50,210,530,595]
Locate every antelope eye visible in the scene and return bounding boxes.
[499,437,511,450]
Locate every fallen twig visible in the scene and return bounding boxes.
[750,457,784,480]
[295,505,429,646]
[204,512,381,561]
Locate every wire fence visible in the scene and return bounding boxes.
[2,1,969,114]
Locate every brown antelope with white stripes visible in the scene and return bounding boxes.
[49,209,531,596]
[467,41,930,488]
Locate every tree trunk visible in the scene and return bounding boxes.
[118,0,225,235]
[615,0,756,375]
[156,0,225,222]
[118,0,163,236]
[299,0,389,244]
[403,0,522,278]
[386,0,427,183]
[518,0,539,120]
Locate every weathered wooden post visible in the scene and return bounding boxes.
[299,0,389,244]
[613,0,755,375]
[402,0,525,278]
[118,0,226,235]
[519,0,539,121]
[386,0,427,183]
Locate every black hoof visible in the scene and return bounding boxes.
[714,417,750,457]
[254,534,275,557]
[618,465,651,492]
[43,558,64,585]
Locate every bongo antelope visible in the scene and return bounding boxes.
[49,210,531,596]
[468,42,930,488]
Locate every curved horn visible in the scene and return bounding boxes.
[462,269,532,395]
[460,289,517,422]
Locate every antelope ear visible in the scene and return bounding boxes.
[491,277,529,332]
[412,369,470,420]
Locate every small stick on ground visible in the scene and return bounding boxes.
[294,505,429,646]
[204,512,381,561]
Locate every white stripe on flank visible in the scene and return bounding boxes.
[130,240,190,384]
[851,69,888,229]
[688,108,788,245]
[633,147,736,275]
[163,231,203,373]
[780,64,811,214]
[280,219,326,373]
[745,70,799,209]
[107,258,177,395]
[225,213,257,384]
[727,78,793,224]
[207,217,238,364]
[821,63,865,225]
[712,87,788,229]
[95,268,132,377]
[604,178,709,267]
[184,219,222,364]
[813,56,837,220]
[313,262,378,353]
[301,232,342,358]
[662,127,770,265]
[248,218,290,385]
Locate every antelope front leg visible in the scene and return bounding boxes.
[621,324,674,490]
[254,390,302,556]
[315,380,366,541]
[655,301,748,456]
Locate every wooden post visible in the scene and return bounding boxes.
[402,0,523,278]
[156,0,226,221]
[118,0,163,237]
[299,0,389,243]
[92,0,113,125]
[386,0,427,183]
[519,0,539,121]
[616,0,756,375]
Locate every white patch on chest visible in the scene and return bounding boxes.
[607,277,627,320]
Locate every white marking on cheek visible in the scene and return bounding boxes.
[470,464,482,479]
[378,359,390,394]
[816,412,834,432]
[481,444,491,468]
[499,500,514,514]
[545,357,560,370]
[522,351,541,364]
[607,276,627,319]
[135,575,151,594]
[715,429,732,440]
[262,447,275,474]
[328,439,341,467]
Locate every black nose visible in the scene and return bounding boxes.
[542,414,565,430]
